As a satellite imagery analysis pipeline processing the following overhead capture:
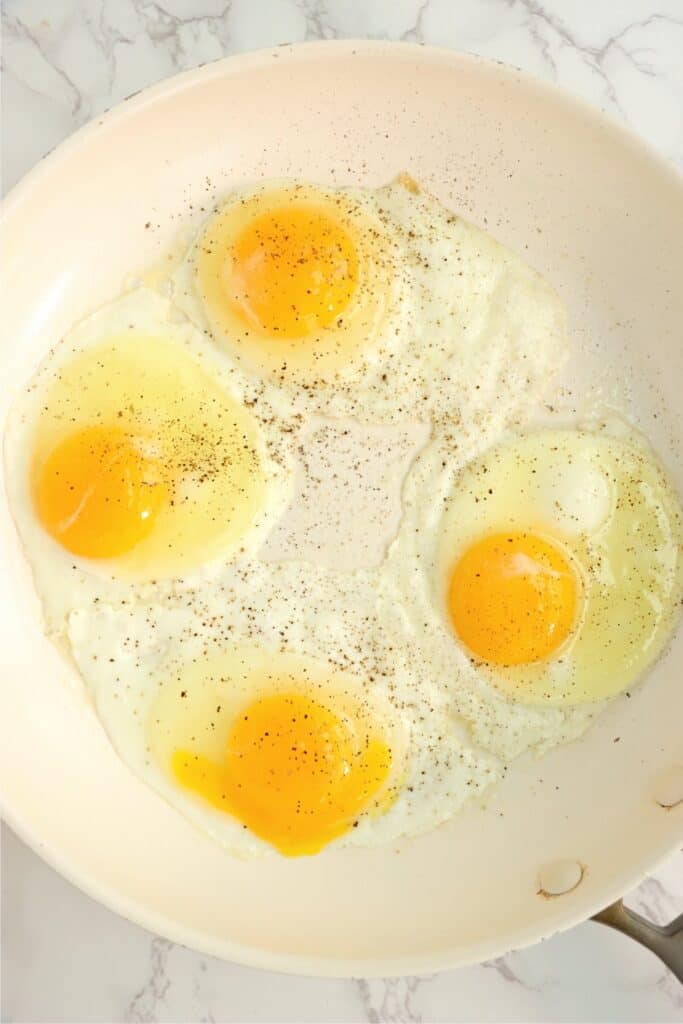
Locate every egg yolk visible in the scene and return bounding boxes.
[448,531,578,666]
[172,691,392,856]
[226,205,359,340]
[34,425,167,559]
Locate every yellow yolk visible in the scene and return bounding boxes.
[448,531,579,667]
[34,425,166,559]
[227,205,359,340]
[172,691,392,856]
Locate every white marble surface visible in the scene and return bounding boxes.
[1,0,682,1021]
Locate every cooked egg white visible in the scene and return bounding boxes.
[173,176,568,430]
[4,289,291,629]
[9,173,681,862]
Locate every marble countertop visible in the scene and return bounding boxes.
[1,1,682,1021]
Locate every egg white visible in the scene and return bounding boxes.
[379,425,683,760]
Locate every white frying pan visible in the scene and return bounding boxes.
[1,42,681,978]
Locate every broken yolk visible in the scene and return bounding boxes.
[172,691,392,856]
[34,425,167,559]
[226,205,359,340]
[447,531,579,667]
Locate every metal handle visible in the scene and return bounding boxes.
[592,900,683,983]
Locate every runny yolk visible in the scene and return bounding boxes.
[447,531,578,667]
[35,425,167,559]
[226,205,359,340]
[172,692,392,856]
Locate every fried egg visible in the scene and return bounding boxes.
[66,560,501,856]
[4,289,290,628]
[191,180,393,385]
[173,176,568,428]
[381,428,683,760]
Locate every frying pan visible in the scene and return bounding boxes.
[1,42,681,978]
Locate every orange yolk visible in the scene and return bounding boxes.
[226,205,359,340]
[35,425,167,559]
[447,531,578,667]
[172,692,392,856]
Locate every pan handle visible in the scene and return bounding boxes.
[592,900,683,983]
